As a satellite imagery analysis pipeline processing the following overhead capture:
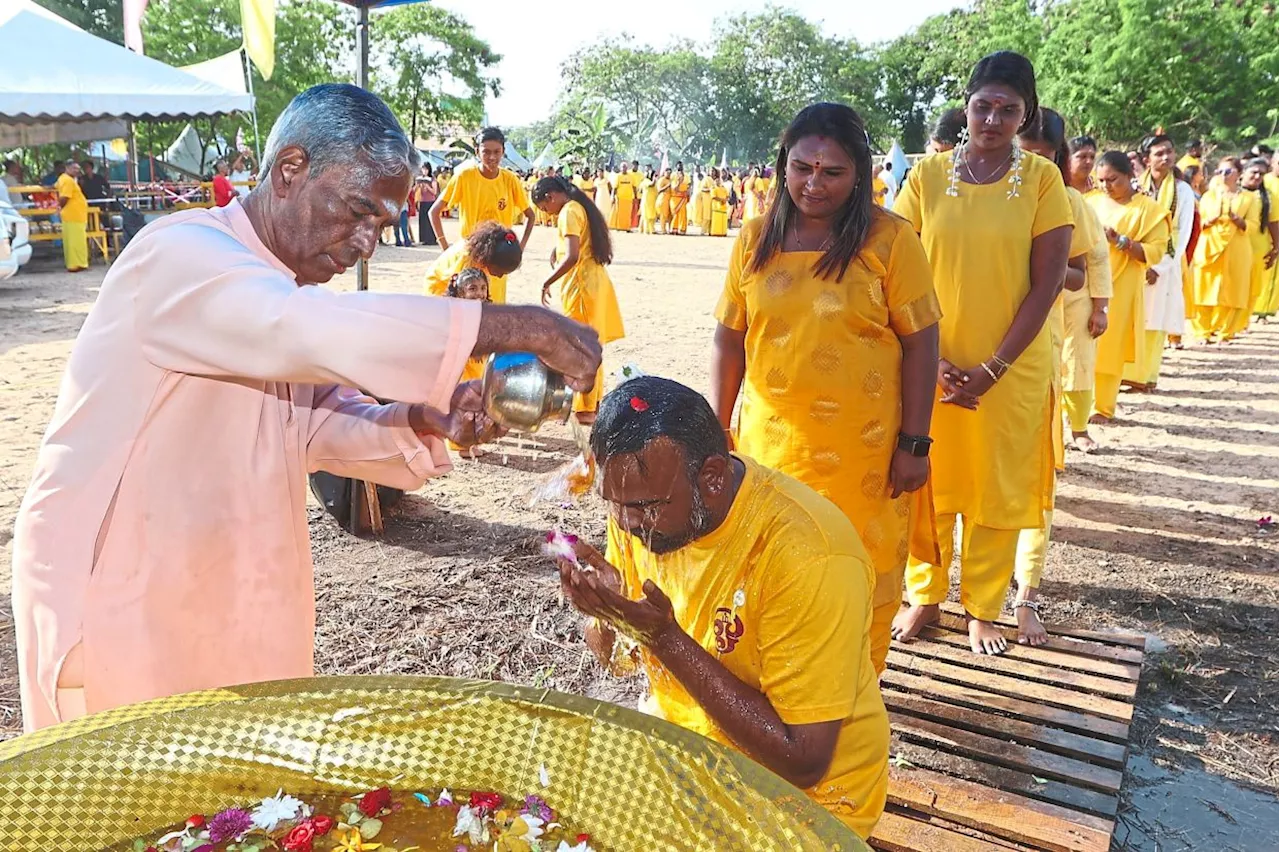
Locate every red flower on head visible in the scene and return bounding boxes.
[280,822,316,852]
[359,787,393,816]
[629,397,649,412]
[504,231,518,244]
[469,791,503,813]
[311,815,335,835]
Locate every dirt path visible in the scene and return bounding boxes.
[0,223,1275,829]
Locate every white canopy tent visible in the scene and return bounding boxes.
[0,0,253,148]
[531,143,560,170]
[502,141,531,172]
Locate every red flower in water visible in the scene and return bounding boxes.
[576,833,592,844]
[185,815,206,829]
[280,821,317,852]
[469,791,503,812]
[359,787,393,816]
[629,396,649,412]
[311,815,335,835]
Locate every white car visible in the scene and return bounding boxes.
[0,195,33,280]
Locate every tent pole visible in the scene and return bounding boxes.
[355,3,370,292]
[127,121,139,186]
[242,48,263,166]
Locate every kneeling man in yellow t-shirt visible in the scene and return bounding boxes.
[549,376,889,839]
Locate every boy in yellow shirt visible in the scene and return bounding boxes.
[550,376,889,840]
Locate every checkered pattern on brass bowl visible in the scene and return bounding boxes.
[0,675,866,851]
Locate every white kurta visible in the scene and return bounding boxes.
[13,201,481,731]
[1145,178,1197,334]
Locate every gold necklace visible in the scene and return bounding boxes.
[790,219,833,252]
[962,145,1013,184]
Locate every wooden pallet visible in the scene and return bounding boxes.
[869,601,1146,852]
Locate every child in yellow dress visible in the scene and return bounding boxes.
[423,220,523,303]
[532,175,626,425]
[446,266,491,457]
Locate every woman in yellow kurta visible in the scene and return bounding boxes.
[1260,163,1280,315]
[1190,157,1258,343]
[533,176,626,424]
[697,169,715,233]
[423,220,524,303]
[670,167,692,235]
[1243,158,1279,320]
[638,169,658,234]
[708,175,731,237]
[712,103,942,675]
[1062,135,1112,451]
[1085,151,1170,422]
[893,51,1074,656]
[1012,108,1097,646]
[742,167,764,222]
[611,166,637,231]
[656,168,673,234]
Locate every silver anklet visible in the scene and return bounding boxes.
[1013,599,1043,614]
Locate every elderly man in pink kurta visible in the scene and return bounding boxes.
[12,84,602,732]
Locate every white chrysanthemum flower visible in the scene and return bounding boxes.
[453,804,489,845]
[251,789,305,831]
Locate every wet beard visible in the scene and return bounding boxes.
[638,486,715,556]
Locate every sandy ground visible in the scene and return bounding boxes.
[0,219,1276,840]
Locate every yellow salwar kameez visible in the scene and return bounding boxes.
[671,175,692,234]
[55,172,89,271]
[656,177,672,234]
[716,214,942,675]
[555,200,625,413]
[1015,186,1102,589]
[894,151,1073,623]
[639,178,658,234]
[1255,173,1280,315]
[708,183,730,237]
[423,239,511,304]
[1061,195,1113,434]
[1245,185,1278,319]
[744,177,767,222]
[1085,193,1169,419]
[1190,187,1258,340]
[697,175,714,233]
[612,170,637,231]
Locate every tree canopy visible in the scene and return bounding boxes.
[515,0,1277,161]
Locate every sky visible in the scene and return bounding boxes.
[428,0,966,128]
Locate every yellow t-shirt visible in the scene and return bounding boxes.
[893,150,1073,528]
[1177,154,1201,172]
[56,173,88,224]
[615,170,638,201]
[715,214,941,584]
[437,163,530,238]
[606,457,889,839]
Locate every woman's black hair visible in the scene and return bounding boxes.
[590,376,728,480]
[477,126,505,146]
[1099,150,1135,177]
[965,50,1039,133]
[1019,107,1070,185]
[1068,135,1097,154]
[421,163,434,177]
[531,176,613,265]
[1246,157,1271,231]
[466,220,523,276]
[447,266,490,300]
[931,108,966,147]
[752,102,878,282]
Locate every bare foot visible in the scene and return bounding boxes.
[1087,413,1110,426]
[1015,601,1049,647]
[891,603,939,642]
[1071,431,1098,453]
[456,445,488,459]
[967,617,1008,655]
[575,412,597,426]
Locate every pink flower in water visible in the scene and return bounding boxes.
[207,808,253,843]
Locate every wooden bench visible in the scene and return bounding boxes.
[870,601,1146,852]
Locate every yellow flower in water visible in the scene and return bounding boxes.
[333,826,383,852]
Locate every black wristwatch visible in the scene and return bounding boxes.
[898,433,933,457]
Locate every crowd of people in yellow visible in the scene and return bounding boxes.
[420,46,1276,840]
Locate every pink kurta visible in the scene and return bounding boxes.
[13,201,480,731]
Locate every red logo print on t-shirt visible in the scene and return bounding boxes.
[713,607,744,654]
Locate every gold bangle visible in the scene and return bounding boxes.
[980,362,1001,383]
[991,354,1013,372]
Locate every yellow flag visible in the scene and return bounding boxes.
[240,0,276,81]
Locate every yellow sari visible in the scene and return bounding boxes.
[709,183,730,236]
[1191,186,1258,338]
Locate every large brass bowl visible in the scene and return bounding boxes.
[0,676,866,851]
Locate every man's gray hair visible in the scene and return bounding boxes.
[260,83,421,180]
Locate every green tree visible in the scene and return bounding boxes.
[372,5,500,141]
[35,0,124,44]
